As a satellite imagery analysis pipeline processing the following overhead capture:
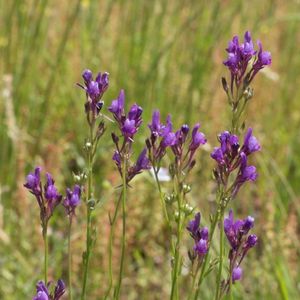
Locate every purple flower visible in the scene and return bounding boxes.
[127,148,151,182]
[232,267,243,283]
[187,212,201,237]
[211,147,224,164]
[161,131,177,148]
[224,31,271,92]
[33,280,65,300]
[24,167,42,194]
[189,123,206,151]
[82,69,93,83]
[108,89,125,122]
[63,185,81,217]
[148,110,163,137]
[78,69,109,115]
[211,129,260,197]
[245,234,258,249]
[53,279,65,300]
[135,148,151,172]
[122,119,137,138]
[253,41,272,71]
[24,168,62,225]
[194,239,208,255]
[224,210,257,287]
[109,90,142,141]
[44,173,62,215]
[33,281,49,300]
[242,216,254,233]
[242,128,261,154]
[187,212,209,258]
[128,104,143,127]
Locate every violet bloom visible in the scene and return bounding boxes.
[63,185,81,217]
[108,89,125,123]
[33,281,49,300]
[210,128,260,197]
[223,31,271,93]
[224,210,258,286]
[187,212,209,259]
[128,148,151,182]
[44,173,62,217]
[24,168,62,225]
[24,166,41,194]
[33,280,65,300]
[146,111,176,164]
[232,267,243,283]
[109,90,142,141]
[148,110,164,137]
[78,69,109,116]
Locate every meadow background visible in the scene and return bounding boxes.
[1,0,300,299]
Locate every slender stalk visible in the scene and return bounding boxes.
[115,160,127,299]
[104,192,122,300]
[81,122,95,300]
[43,224,48,284]
[153,167,170,225]
[68,218,73,300]
[229,276,234,300]
[215,211,225,300]
[170,177,183,300]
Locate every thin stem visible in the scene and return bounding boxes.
[104,192,123,300]
[81,121,95,300]
[153,167,170,225]
[215,211,225,300]
[68,218,73,300]
[115,160,127,299]
[170,177,183,300]
[229,276,234,300]
[44,224,48,284]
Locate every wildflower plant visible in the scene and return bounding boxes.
[23,30,270,300]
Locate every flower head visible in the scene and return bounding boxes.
[224,210,257,287]
[78,69,109,116]
[24,168,62,225]
[187,212,209,258]
[63,185,81,217]
[223,31,271,92]
[33,280,65,300]
[211,128,260,197]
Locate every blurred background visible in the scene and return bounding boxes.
[0,0,300,299]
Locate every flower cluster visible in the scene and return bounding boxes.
[109,89,143,141]
[109,90,150,183]
[33,280,65,300]
[146,110,206,173]
[146,110,176,164]
[224,210,258,284]
[77,69,109,117]
[223,31,271,94]
[63,185,81,218]
[187,213,209,260]
[211,128,260,197]
[24,167,62,227]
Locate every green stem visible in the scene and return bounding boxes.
[215,211,225,300]
[68,218,73,300]
[104,192,123,300]
[44,224,48,284]
[115,160,127,299]
[170,179,183,300]
[153,167,170,225]
[81,122,94,300]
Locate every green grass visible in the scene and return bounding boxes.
[0,0,300,299]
